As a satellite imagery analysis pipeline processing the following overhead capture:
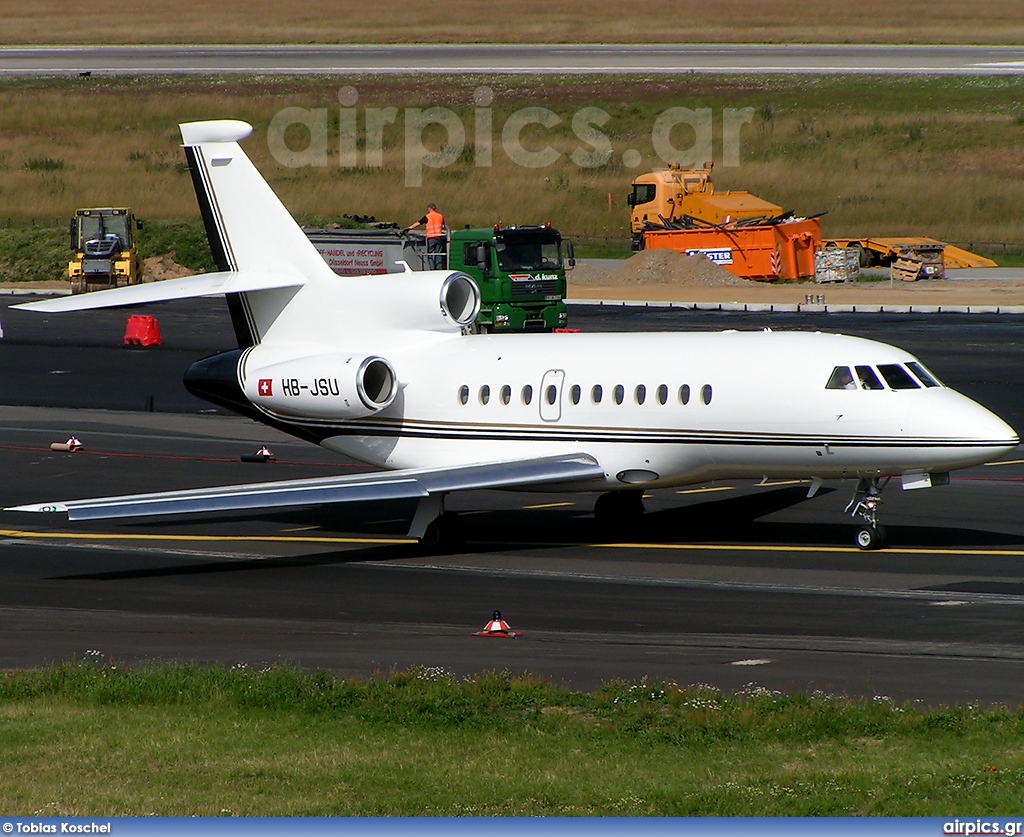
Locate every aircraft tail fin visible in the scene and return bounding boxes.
[180,120,336,347]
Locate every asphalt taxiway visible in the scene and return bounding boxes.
[2,298,1024,705]
[3,44,1024,76]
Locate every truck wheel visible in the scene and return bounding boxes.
[847,243,868,268]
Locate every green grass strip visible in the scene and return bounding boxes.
[1,659,1022,816]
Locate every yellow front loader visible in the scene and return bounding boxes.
[68,208,143,294]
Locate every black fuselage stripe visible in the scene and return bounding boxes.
[253,416,1006,449]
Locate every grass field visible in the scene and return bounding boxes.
[3,661,1024,816]
[0,74,1022,282]
[3,0,1024,45]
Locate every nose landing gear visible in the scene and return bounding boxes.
[845,477,889,550]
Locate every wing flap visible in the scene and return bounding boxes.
[5,453,603,522]
[13,270,306,314]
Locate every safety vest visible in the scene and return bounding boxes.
[425,209,445,238]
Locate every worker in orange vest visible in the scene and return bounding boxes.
[408,203,448,270]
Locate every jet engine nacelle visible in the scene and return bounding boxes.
[241,350,397,420]
[338,270,481,333]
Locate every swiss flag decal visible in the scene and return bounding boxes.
[258,379,273,397]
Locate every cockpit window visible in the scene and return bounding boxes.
[826,366,857,390]
[855,365,884,390]
[877,364,921,390]
[907,361,941,388]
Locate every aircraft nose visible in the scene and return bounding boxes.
[909,392,1018,466]
[963,398,1019,452]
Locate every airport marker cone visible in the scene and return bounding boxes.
[240,445,275,463]
[50,435,82,453]
[474,610,521,638]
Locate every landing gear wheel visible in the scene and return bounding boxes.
[855,524,886,550]
[593,491,645,534]
[419,512,464,552]
[846,477,889,550]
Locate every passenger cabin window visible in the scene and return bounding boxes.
[635,385,646,405]
[657,384,668,405]
[878,364,921,390]
[500,385,511,405]
[570,384,581,405]
[545,385,557,405]
[521,385,533,405]
[479,385,490,405]
[855,365,884,390]
[591,385,603,404]
[613,385,625,405]
[701,384,713,405]
[458,385,469,405]
[907,361,941,388]
[679,384,690,405]
[826,366,858,390]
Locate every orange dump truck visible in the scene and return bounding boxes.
[628,163,822,281]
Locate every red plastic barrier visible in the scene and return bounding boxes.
[123,315,162,346]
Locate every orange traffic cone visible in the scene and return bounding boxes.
[474,610,521,638]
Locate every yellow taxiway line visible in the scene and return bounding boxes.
[597,542,1024,557]
[0,528,413,546]
[4,528,1024,558]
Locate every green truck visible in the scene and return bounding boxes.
[305,224,572,333]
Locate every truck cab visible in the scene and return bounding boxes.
[628,163,782,251]
[449,225,571,333]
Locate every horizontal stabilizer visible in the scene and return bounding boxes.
[5,454,603,521]
[13,271,306,313]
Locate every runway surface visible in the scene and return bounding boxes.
[2,44,1024,76]
[2,298,1024,704]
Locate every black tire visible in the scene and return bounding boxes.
[594,491,645,530]
[855,525,886,550]
[419,512,464,552]
[848,243,868,268]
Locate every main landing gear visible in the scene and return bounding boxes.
[593,491,645,532]
[845,477,889,550]
[409,494,464,552]
[420,512,464,551]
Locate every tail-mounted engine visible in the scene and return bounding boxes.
[337,270,481,333]
[240,349,397,420]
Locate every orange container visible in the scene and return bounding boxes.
[643,217,821,281]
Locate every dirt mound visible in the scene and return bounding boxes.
[572,249,753,288]
[143,254,193,282]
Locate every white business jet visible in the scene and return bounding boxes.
[6,120,1019,550]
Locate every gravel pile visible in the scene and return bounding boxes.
[572,249,752,287]
[143,255,193,282]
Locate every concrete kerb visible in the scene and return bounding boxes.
[568,298,1024,315]
[0,288,70,297]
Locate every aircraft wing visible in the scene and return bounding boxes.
[5,453,603,522]
[12,270,306,314]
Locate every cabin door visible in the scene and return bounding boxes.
[539,369,565,422]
